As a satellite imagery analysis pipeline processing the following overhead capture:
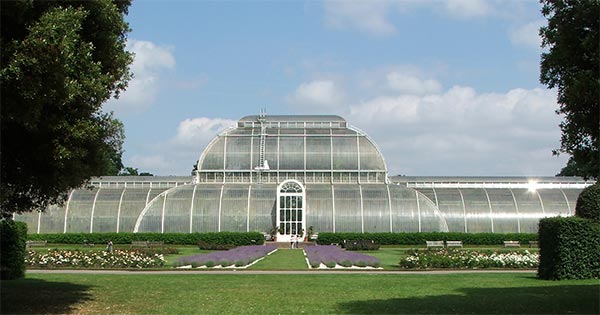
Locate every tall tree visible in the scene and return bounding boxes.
[540,0,600,179]
[1,0,133,218]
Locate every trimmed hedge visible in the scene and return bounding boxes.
[575,183,600,223]
[342,240,380,251]
[316,232,538,246]
[538,217,600,280]
[1,220,28,280]
[27,232,265,246]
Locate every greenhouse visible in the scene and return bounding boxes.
[15,114,594,240]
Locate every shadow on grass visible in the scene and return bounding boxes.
[338,284,600,314]
[1,278,93,314]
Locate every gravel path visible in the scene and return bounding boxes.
[27,269,536,275]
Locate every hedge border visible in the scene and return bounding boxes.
[538,217,600,280]
[1,220,28,280]
[27,232,265,246]
[316,232,538,245]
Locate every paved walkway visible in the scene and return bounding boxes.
[27,269,536,275]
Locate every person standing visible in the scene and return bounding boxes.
[107,240,113,253]
[290,234,295,249]
[295,234,300,249]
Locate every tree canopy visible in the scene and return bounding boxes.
[540,0,600,179]
[1,0,133,218]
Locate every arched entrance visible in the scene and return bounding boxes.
[276,180,305,242]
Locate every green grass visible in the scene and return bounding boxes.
[2,273,598,314]
[249,248,308,270]
[357,247,408,270]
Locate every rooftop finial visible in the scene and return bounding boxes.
[258,108,267,122]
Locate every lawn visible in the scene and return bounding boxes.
[249,248,308,270]
[2,273,598,314]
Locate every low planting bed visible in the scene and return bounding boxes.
[175,245,277,268]
[304,245,381,268]
[25,249,166,269]
[400,248,539,269]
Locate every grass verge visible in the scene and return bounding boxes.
[249,248,308,270]
[2,273,598,314]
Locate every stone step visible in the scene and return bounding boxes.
[265,241,317,249]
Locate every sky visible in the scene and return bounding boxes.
[104,0,569,177]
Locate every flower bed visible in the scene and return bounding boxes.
[25,249,166,268]
[399,249,539,269]
[304,245,380,268]
[175,245,277,268]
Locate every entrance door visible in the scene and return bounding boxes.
[276,180,305,242]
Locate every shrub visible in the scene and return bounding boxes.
[538,217,600,280]
[575,183,600,223]
[197,241,235,250]
[27,232,265,246]
[317,232,537,246]
[340,260,352,267]
[325,261,337,268]
[1,220,28,279]
[343,239,380,251]
[399,249,539,269]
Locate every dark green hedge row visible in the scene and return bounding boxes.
[538,217,600,280]
[28,232,265,246]
[576,183,600,223]
[342,240,380,251]
[316,232,538,245]
[1,221,28,280]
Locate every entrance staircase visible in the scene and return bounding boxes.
[265,241,317,249]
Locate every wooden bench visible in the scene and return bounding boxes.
[446,240,463,248]
[426,241,445,248]
[26,240,47,248]
[504,241,521,248]
[528,241,539,248]
[132,241,164,248]
[131,241,149,248]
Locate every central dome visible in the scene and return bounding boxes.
[196,114,388,184]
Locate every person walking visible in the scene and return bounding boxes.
[295,234,300,249]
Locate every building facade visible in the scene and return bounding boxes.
[15,115,593,240]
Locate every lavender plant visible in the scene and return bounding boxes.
[176,245,277,268]
[304,245,380,268]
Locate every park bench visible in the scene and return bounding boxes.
[131,241,149,248]
[446,240,463,248]
[426,240,445,248]
[26,240,47,248]
[528,241,539,248]
[504,241,521,248]
[309,233,318,241]
[132,241,164,248]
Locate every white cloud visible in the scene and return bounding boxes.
[443,0,489,18]
[105,40,176,114]
[386,72,442,95]
[287,80,345,109]
[124,117,236,176]
[510,20,544,50]
[347,82,566,176]
[324,0,396,35]
[172,117,236,149]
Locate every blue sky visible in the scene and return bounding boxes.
[105,0,567,176]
